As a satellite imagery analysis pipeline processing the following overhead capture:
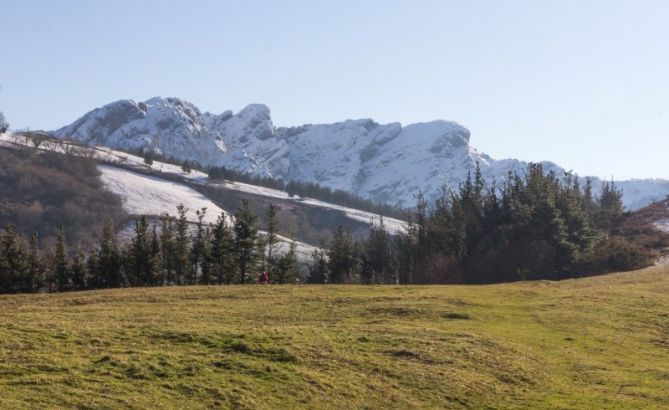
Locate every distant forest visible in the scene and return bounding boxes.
[0,147,128,251]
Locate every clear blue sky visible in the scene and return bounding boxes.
[1,0,668,179]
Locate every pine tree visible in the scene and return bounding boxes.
[174,204,191,285]
[127,215,159,286]
[413,191,429,283]
[200,225,213,284]
[53,226,69,292]
[327,226,355,284]
[143,150,154,166]
[596,180,624,230]
[210,213,236,284]
[189,208,208,284]
[70,252,88,290]
[265,204,278,275]
[0,224,29,293]
[27,233,44,292]
[392,226,415,284]
[361,218,391,284]
[307,242,328,284]
[273,240,297,284]
[91,219,123,288]
[150,222,162,283]
[582,177,597,216]
[159,214,176,285]
[234,199,263,284]
[0,111,8,133]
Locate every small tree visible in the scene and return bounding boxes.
[53,226,69,292]
[174,204,191,284]
[0,111,8,133]
[273,240,298,284]
[307,243,328,284]
[189,208,209,284]
[210,213,236,284]
[144,151,154,166]
[327,226,356,284]
[265,204,278,273]
[234,200,263,284]
[90,219,123,289]
[27,233,44,292]
[70,252,88,290]
[126,215,158,286]
[159,214,176,285]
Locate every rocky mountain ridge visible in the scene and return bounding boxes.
[54,97,669,209]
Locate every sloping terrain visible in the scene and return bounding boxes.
[0,146,127,250]
[98,165,226,224]
[0,266,667,408]
[1,132,406,245]
[97,164,317,262]
[53,97,669,209]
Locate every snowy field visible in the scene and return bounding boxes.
[98,165,225,224]
[98,165,317,260]
[653,219,669,234]
[210,180,408,234]
[2,133,407,234]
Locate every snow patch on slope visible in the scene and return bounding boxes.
[98,165,224,224]
[654,219,669,234]
[98,164,318,260]
[209,180,408,233]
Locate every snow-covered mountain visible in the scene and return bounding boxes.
[54,97,669,210]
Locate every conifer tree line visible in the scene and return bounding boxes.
[1,162,662,292]
[0,200,299,294]
[308,163,657,284]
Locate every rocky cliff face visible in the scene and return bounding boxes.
[54,97,669,209]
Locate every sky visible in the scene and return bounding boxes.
[1,0,668,180]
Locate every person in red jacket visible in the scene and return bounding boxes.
[257,271,269,285]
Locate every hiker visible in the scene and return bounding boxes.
[257,271,269,285]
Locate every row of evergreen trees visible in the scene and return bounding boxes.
[1,163,659,291]
[307,222,397,285]
[307,164,656,284]
[0,200,298,294]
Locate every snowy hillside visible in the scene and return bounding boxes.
[1,132,404,242]
[53,98,669,209]
[98,165,226,224]
[97,165,317,261]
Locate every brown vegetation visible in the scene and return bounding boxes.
[0,147,127,251]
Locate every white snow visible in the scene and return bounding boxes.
[653,219,669,234]
[2,133,407,234]
[98,165,225,224]
[48,97,669,210]
[209,180,408,233]
[98,164,317,260]
[1,132,208,182]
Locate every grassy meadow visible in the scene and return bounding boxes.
[1,266,668,409]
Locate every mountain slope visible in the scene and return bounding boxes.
[54,97,669,209]
[0,144,127,250]
[1,132,402,251]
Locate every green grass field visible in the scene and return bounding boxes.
[1,266,668,409]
